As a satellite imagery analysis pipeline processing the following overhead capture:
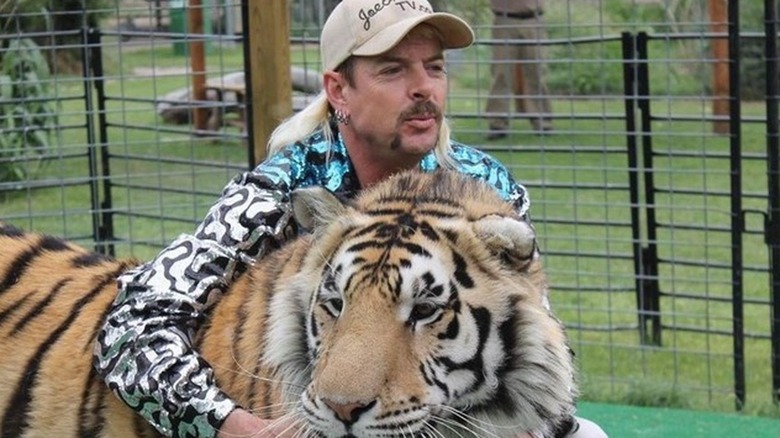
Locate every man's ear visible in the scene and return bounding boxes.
[323,70,347,108]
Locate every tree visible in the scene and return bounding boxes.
[0,0,110,73]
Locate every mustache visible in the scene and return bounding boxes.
[398,101,442,122]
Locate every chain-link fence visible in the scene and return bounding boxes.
[1,0,778,418]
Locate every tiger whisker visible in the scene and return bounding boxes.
[211,364,307,393]
[424,417,466,438]
[428,415,473,438]
[216,346,309,392]
[291,418,319,438]
[438,408,547,438]
[435,405,531,431]
[429,407,502,438]
[266,411,307,438]
[421,421,448,438]
[406,422,416,438]
[240,401,300,419]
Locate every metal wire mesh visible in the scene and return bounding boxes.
[1,0,777,416]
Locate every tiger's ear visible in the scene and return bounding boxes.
[291,187,350,233]
[473,215,537,270]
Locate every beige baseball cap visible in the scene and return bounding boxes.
[320,0,475,71]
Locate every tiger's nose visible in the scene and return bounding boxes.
[322,399,376,424]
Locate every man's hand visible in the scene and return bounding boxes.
[218,408,297,438]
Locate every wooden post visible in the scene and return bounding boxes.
[246,0,292,164]
[189,0,208,132]
[709,0,729,134]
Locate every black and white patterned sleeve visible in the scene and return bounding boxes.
[93,168,296,438]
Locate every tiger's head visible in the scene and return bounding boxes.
[264,170,576,438]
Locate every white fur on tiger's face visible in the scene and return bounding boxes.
[0,170,576,438]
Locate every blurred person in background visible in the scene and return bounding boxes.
[486,0,554,139]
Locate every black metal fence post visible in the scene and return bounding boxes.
[636,32,662,346]
[241,0,255,169]
[84,28,115,256]
[624,31,662,347]
[763,0,780,405]
[623,31,649,345]
[727,0,746,410]
[80,19,102,253]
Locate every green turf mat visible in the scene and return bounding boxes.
[576,402,780,437]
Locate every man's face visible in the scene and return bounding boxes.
[340,29,448,163]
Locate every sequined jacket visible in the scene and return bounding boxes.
[93,129,530,438]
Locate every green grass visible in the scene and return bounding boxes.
[2,39,778,420]
[448,98,777,416]
[578,401,780,437]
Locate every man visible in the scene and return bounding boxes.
[94,1,604,437]
[486,0,553,139]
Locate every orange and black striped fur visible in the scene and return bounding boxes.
[0,170,576,438]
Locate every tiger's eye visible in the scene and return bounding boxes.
[410,302,438,322]
[323,298,344,316]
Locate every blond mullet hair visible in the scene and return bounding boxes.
[266,91,456,169]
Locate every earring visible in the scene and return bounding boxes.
[334,109,351,125]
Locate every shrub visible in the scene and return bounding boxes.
[0,38,57,184]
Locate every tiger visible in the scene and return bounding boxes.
[0,169,576,438]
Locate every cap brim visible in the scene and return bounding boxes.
[352,13,474,57]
